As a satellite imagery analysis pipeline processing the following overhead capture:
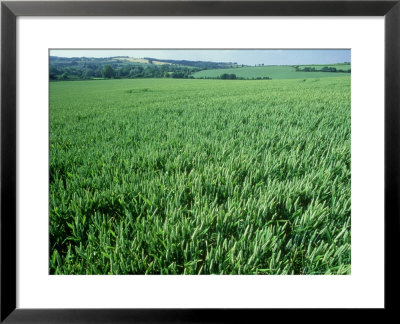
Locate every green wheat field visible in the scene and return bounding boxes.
[50,76,351,275]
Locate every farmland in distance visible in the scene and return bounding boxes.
[297,63,351,72]
[192,65,350,79]
[50,76,351,275]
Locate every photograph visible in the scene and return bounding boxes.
[49,49,351,275]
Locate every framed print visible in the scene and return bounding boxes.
[1,0,399,322]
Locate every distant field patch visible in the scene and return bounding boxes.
[115,58,150,64]
[298,64,351,72]
[114,57,170,65]
[152,60,169,65]
[193,66,350,80]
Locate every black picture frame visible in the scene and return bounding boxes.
[1,0,399,322]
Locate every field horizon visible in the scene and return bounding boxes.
[192,65,350,79]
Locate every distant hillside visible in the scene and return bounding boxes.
[296,63,351,72]
[49,56,139,65]
[50,56,237,69]
[144,57,238,69]
[49,56,351,81]
[49,56,239,81]
[49,56,198,81]
[193,65,351,80]
[114,57,170,65]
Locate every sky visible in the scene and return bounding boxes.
[50,49,350,66]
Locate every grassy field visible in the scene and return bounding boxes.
[298,64,351,71]
[50,77,351,275]
[192,65,350,79]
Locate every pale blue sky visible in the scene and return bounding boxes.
[50,49,350,65]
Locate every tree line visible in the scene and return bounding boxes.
[50,63,199,81]
[294,66,351,73]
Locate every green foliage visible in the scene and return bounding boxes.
[50,77,351,275]
[220,73,237,80]
[49,56,202,81]
[102,65,115,79]
[297,64,351,72]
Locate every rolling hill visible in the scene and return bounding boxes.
[192,65,350,80]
